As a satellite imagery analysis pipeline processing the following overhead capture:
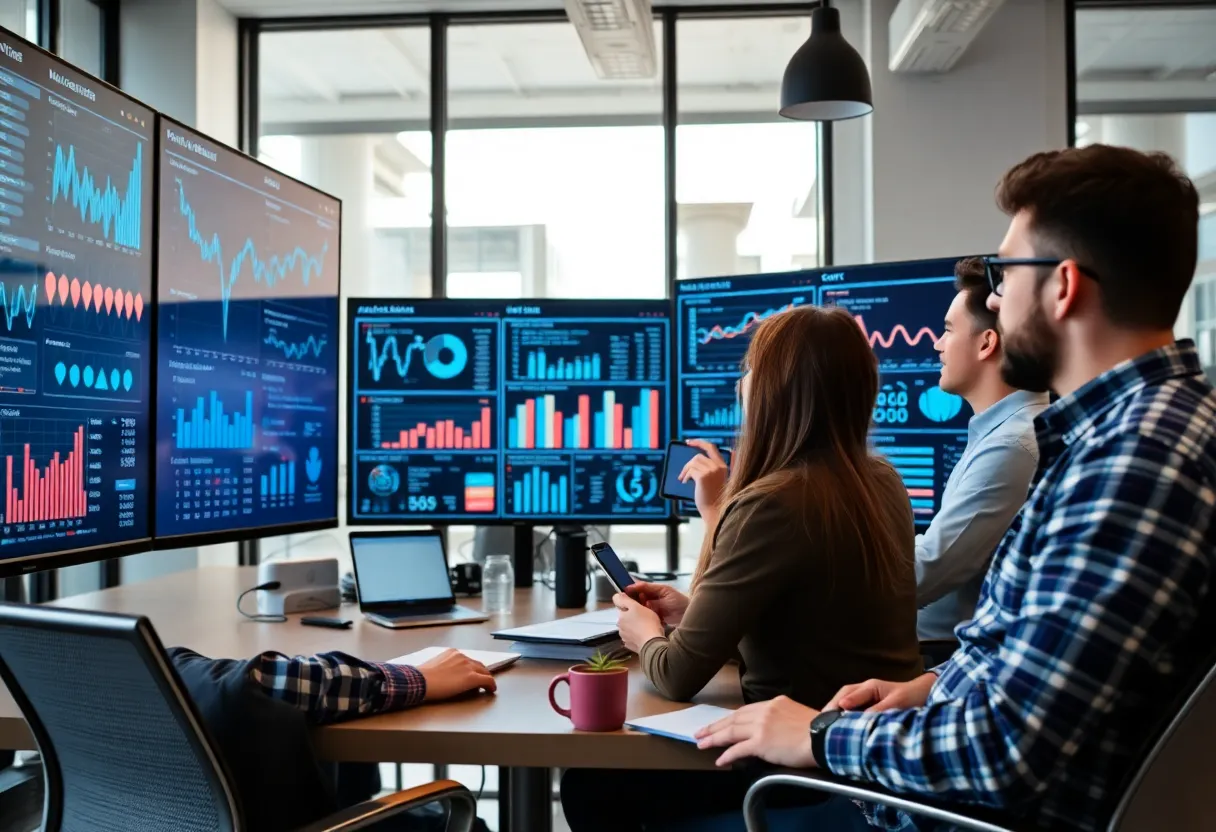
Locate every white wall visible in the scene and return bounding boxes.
[196,0,239,146]
[835,0,1069,263]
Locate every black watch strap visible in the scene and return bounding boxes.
[810,709,843,769]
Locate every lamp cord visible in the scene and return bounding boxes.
[236,581,287,623]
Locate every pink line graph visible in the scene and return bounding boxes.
[44,272,144,321]
[853,315,939,349]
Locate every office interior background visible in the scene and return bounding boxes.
[2,0,1214,824]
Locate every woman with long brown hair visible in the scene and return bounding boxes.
[560,304,922,832]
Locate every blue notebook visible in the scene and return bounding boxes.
[624,705,735,744]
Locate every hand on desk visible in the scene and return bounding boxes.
[613,593,666,653]
[625,581,689,627]
[695,695,818,768]
[418,648,497,702]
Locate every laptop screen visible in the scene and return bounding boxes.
[351,534,453,606]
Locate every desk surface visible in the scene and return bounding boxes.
[0,567,741,770]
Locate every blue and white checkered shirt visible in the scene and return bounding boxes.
[249,650,426,725]
[824,340,1216,831]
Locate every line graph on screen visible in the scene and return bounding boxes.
[173,177,329,340]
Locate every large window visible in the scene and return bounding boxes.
[445,21,665,300]
[1074,5,1216,376]
[258,26,433,301]
[677,16,820,279]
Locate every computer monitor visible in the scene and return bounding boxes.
[153,116,340,548]
[348,298,672,524]
[675,258,972,527]
[0,29,155,576]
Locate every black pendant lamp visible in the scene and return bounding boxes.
[779,0,873,121]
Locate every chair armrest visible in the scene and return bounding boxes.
[294,779,478,832]
[742,770,1036,832]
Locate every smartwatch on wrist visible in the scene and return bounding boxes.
[809,709,843,769]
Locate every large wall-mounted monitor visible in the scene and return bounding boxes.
[154,117,340,547]
[348,299,672,524]
[675,258,972,528]
[0,29,155,575]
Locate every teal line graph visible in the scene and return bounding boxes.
[174,177,329,340]
[50,142,144,249]
[366,331,426,382]
[264,331,327,360]
[0,281,36,331]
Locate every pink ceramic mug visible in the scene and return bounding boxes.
[548,665,628,732]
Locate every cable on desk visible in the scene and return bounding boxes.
[236,581,287,623]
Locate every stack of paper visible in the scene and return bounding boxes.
[388,646,520,672]
[624,705,736,744]
[492,608,623,661]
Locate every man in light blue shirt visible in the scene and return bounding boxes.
[916,257,1049,640]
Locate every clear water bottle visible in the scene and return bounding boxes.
[482,554,514,614]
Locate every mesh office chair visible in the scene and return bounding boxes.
[0,602,478,832]
[742,642,1216,832]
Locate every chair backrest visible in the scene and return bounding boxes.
[1107,608,1216,832]
[0,602,241,832]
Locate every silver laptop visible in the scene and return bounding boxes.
[349,530,489,630]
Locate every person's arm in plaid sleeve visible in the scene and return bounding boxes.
[250,647,497,725]
[822,434,1215,808]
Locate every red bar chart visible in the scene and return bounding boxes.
[4,425,87,524]
[508,389,661,450]
[380,404,493,450]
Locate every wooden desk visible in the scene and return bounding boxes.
[0,567,743,829]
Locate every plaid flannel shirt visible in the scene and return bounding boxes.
[824,340,1216,831]
[249,650,426,725]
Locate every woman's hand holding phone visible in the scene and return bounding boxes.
[625,581,690,627]
[680,439,729,526]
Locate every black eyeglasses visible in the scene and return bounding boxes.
[981,256,1100,297]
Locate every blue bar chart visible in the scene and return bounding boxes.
[510,465,569,515]
[261,460,296,500]
[175,390,254,450]
[877,443,936,516]
[524,349,601,381]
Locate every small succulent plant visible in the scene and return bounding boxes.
[582,650,628,672]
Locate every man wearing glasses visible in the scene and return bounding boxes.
[695,145,1216,832]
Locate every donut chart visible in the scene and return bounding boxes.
[424,333,468,379]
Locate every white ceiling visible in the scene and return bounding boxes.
[1076,8,1216,106]
[253,4,1216,134]
[220,0,803,15]
[259,15,811,130]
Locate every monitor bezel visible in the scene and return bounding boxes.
[149,113,342,552]
[0,25,157,578]
[345,296,676,527]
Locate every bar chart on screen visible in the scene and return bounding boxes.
[505,388,662,451]
[174,390,255,450]
[505,318,666,384]
[360,397,495,451]
[3,424,88,525]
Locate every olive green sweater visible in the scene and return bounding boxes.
[640,461,923,706]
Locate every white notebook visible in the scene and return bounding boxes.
[389,646,521,672]
[624,704,736,744]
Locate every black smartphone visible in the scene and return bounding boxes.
[300,616,353,629]
[589,542,636,593]
[660,440,730,502]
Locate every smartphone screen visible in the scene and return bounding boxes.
[590,542,636,592]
